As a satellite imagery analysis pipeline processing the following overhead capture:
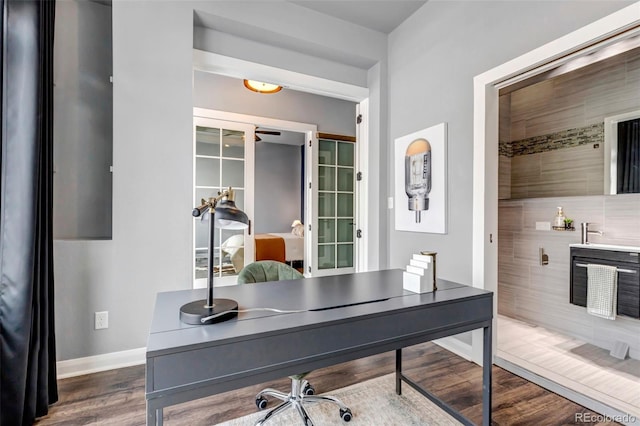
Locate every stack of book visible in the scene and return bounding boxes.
[403,253,436,293]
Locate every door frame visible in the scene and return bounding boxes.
[192,49,376,272]
[193,108,367,276]
[472,2,640,364]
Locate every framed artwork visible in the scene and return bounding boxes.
[394,123,447,234]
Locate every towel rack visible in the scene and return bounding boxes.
[575,263,637,274]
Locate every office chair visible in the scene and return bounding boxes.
[237,261,353,425]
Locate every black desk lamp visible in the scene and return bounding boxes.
[180,187,249,325]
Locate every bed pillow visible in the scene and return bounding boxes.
[291,219,304,237]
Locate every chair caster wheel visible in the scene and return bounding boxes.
[256,396,268,410]
[303,383,315,395]
[340,408,352,422]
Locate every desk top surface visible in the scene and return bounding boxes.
[147,269,492,357]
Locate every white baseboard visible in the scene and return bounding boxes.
[57,347,146,379]
[433,336,473,361]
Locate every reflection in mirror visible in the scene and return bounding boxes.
[194,124,247,282]
[605,110,640,194]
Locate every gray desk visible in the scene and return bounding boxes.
[146,269,493,425]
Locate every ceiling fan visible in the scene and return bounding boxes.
[255,128,281,142]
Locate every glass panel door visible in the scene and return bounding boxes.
[312,138,356,276]
[193,117,254,287]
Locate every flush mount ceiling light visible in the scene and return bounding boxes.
[243,79,282,94]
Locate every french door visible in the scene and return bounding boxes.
[193,116,255,287]
[310,137,357,276]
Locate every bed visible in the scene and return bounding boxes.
[254,233,304,263]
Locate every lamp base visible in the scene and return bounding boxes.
[179,298,239,325]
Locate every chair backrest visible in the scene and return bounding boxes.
[237,260,304,284]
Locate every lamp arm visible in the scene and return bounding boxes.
[192,187,236,217]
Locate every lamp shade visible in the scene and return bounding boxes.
[215,199,249,230]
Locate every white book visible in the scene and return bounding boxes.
[406,264,426,275]
[403,271,423,293]
[410,259,431,269]
[403,269,434,294]
[412,254,433,263]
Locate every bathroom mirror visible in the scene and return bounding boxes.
[604,110,640,195]
[498,36,640,200]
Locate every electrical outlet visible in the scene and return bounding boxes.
[95,311,108,330]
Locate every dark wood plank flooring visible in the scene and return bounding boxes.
[35,343,618,425]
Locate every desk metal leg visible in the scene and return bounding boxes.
[395,348,402,395]
[483,323,493,426]
[147,401,163,426]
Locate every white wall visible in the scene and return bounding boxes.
[386,1,633,347]
[55,0,632,362]
[386,0,634,284]
[54,0,385,361]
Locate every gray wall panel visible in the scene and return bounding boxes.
[53,0,113,239]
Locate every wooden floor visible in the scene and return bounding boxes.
[498,315,640,420]
[35,342,618,426]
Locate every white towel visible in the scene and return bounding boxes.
[586,264,618,320]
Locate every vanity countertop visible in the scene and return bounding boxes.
[570,243,640,253]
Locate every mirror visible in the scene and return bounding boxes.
[604,111,640,194]
[498,36,640,200]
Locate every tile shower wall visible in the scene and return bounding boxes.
[500,124,605,199]
[498,46,640,200]
[498,194,640,359]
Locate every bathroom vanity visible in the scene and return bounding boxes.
[570,244,640,319]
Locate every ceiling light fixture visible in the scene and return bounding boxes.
[243,79,282,94]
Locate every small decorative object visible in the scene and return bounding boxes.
[403,251,437,293]
[394,123,447,234]
[564,218,574,230]
[552,206,566,230]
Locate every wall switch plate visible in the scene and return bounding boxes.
[536,221,551,231]
[388,197,393,209]
[95,311,108,330]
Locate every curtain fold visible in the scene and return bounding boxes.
[617,118,640,194]
[1,1,58,424]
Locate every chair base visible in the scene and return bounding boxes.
[254,377,352,426]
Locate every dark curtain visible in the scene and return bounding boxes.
[1,1,58,424]
[617,118,640,194]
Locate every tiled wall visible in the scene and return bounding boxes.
[498,194,640,359]
[498,46,640,200]
[509,142,604,199]
[510,123,603,156]
[504,47,640,142]
[499,107,610,199]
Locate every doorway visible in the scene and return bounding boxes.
[473,4,640,421]
[193,108,362,282]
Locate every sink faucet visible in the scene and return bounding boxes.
[581,222,603,244]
